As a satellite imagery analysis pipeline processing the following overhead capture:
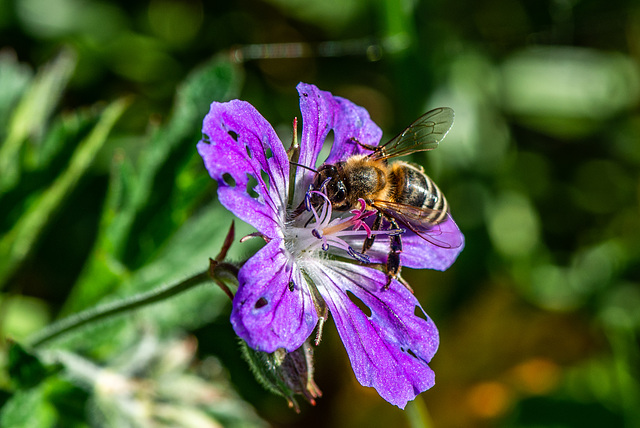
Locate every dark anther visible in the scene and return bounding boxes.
[348,246,370,264]
[388,228,406,236]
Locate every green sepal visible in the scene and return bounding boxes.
[238,339,321,412]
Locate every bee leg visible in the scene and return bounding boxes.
[362,211,383,254]
[384,218,403,290]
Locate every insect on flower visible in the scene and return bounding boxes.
[197,83,464,408]
[301,107,463,288]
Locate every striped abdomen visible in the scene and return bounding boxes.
[389,161,448,224]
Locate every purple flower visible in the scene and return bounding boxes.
[197,83,464,408]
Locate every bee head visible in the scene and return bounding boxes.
[312,164,350,210]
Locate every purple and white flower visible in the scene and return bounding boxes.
[197,83,464,408]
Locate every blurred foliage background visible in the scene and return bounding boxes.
[1,0,639,427]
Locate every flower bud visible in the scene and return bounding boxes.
[239,339,321,412]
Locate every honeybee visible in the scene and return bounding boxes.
[307,107,462,287]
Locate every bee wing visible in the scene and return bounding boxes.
[370,107,454,161]
[372,199,463,249]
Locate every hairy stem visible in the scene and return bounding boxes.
[28,263,235,349]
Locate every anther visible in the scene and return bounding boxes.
[388,228,406,236]
[348,246,370,264]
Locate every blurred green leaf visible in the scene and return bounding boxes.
[501,47,640,139]
[487,191,540,259]
[0,377,89,428]
[0,387,57,428]
[119,203,239,332]
[7,341,50,389]
[0,294,50,340]
[405,398,434,428]
[263,0,364,34]
[0,107,99,237]
[0,97,129,289]
[0,50,76,194]
[16,0,126,41]
[23,106,98,172]
[49,202,257,357]
[41,336,267,428]
[61,56,243,315]
[0,52,33,139]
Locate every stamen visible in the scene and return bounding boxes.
[290,192,406,265]
[304,184,314,211]
[388,228,406,236]
[348,199,376,238]
[319,176,332,191]
[348,246,370,263]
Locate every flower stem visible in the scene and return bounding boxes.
[28,269,212,349]
[28,223,240,349]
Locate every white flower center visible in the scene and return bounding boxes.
[284,191,397,263]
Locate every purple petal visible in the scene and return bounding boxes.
[323,95,382,166]
[231,240,318,353]
[294,83,382,206]
[308,260,438,408]
[297,83,336,171]
[399,216,465,270]
[198,100,289,237]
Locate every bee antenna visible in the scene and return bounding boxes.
[290,161,318,174]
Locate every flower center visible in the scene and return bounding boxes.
[285,191,400,263]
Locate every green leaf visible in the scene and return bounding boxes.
[49,202,256,356]
[0,108,99,238]
[0,377,89,428]
[0,50,76,194]
[119,202,248,333]
[0,387,57,428]
[7,341,50,389]
[0,294,50,341]
[24,106,98,171]
[0,52,33,139]
[61,56,243,314]
[0,98,130,289]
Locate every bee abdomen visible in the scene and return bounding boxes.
[392,163,448,224]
